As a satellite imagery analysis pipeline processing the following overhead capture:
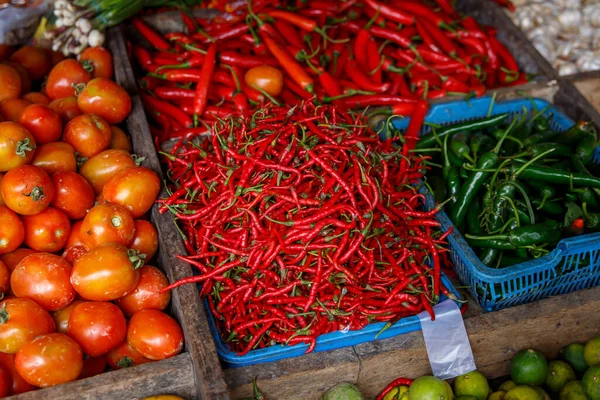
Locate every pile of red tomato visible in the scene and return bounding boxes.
[0,44,183,395]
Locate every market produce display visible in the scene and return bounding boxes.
[159,100,456,355]
[131,0,527,142]
[415,107,600,269]
[0,44,183,395]
[314,335,600,400]
[507,0,600,76]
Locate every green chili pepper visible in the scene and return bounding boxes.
[450,132,475,163]
[446,167,460,209]
[449,119,517,227]
[416,113,509,149]
[507,163,600,189]
[576,132,596,165]
[555,120,593,145]
[466,220,561,249]
[522,130,561,147]
[467,198,482,235]
[491,128,523,149]
[583,203,600,231]
[470,133,494,160]
[550,159,570,171]
[531,199,565,215]
[428,176,447,204]
[527,142,572,159]
[533,116,551,133]
[447,149,466,168]
[479,248,500,266]
[528,180,556,210]
[565,193,578,203]
[577,188,599,209]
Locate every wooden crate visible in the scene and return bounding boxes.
[7,27,230,400]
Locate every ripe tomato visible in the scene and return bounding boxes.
[0,248,37,272]
[10,46,51,81]
[32,142,77,176]
[0,45,14,61]
[80,47,113,79]
[106,340,151,370]
[79,149,136,194]
[18,104,62,144]
[127,310,183,360]
[52,299,83,334]
[49,50,66,66]
[63,114,111,158]
[244,65,284,97]
[71,243,140,301]
[1,165,55,215]
[0,98,31,122]
[0,352,36,394]
[0,366,11,397]
[0,260,8,294]
[48,96,82,122]
[130,220,159,260]
[77,78,132,124]
[66,220,84,248]
[79,356,107,379]
[2,61,31,95]
[46,59,92,100]
[0,297,55,354]
[62,245,87,265]
[110,126,132,152]
[22,91,50,105]
[0,206,24,255]
[80,203,135,250]
[115,266,170,316]
[11,252,75,311]
[21,207,71,252]
[15,333,82,387]
[103,166,161,218]
[0,174,3,206]
[67,302,126,357]
[0,121,36,171]
[0,64,21,102]
[51,171,95,220]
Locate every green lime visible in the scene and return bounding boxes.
[585,337,600,367]
[559,381,587,400]
[453,371,489,400]
[533,387,550,400]
[546,360,576,392]
[498,381,517,392]
[488,391,506,400]
[443,380,454,400]
[504,385,542,400]
[503,385,541,400]
[321,382,364,400]
[455,397,476,400]
[511,349,548,386]
[583,365,600,400]
[560,343,589,374]
[383,386,409,400]
[409,376,450,400]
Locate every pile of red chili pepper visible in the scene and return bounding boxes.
[157,101,454,355]
[131,0,526,143]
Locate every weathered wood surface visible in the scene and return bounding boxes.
[226,286,600,399]
[570,73,600,113]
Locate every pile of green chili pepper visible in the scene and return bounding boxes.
[415,106,599,269]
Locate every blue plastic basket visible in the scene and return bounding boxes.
[391,96,600,312]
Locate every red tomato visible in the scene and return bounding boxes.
[49,50,66,66]
[80,47,113,79]
[10,46,51,81]
[52,299,83,334]
[2,61,31,95]
[22,92,50,105]
[0,98,31,122]
[31,141,77,175]
[80,203,135,250]
[115,266,170,316]
[63,114,111,158]
[0,121,36,171]
[15,333,82,387]
[51,171,95,220]
[11,252,75,311]
[0,206,24,255]
[106,340,151,370]
[66,220,84,248]
[0,248,37,272]
[0,365,10,397]
[127,310,183,360]
[0,174,3,206]
[0,260,9,294]
[0,352,36,394]
[103,166,161,218]
[0,64,21,102]
[79,356,107,379]
[79,149,136,194]
[1,165,55,215]
[45,59,91,100]
[245,65,284,97]
[77,78,132,124]
[67,302,126,357]
[48,96,82,122]
[62,245,88,265]
[109,126,133,152]
[71,243,140,301]
[130,220,159,260]
[21,207,71,252]
[0,297,56,354]
[18,104,62,144]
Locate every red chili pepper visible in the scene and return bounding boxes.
[132,18,170,51]
[345,59,389,92]
[404,100,428,151]
[262,34,314,93]
[133,45,152,67]
[336,95,417,109]
[376,377,414,400]
[442,76,471,93]
[154,86,195,100]
[273,18,305,49]
[142,92,193,128]
[393,1,449,28]
[193,43,217,115]
[220,51,279,68]
[181,10,197,34]
[363,0,415,25]
[419,20,459,56]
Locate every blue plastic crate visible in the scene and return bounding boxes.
[391,96,600,312]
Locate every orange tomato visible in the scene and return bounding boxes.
[18,104,62,144]
[0,121,36,171]
[2,61,30,94]
[80,203,135,250]
[67,301,126,357]
[0,64,21,102]
[66,220,84,249]
[244,65,284,97]
[115,265,170,316]
[102,166,161,218]
[0,98,31,122]
[31,141,77,175]
[130,220,159,260]
[127,310,183,360]
[1,165,55,215]
[80,47,114,79]
[21,92,50,105]
[63,114,112,158]
[0,260,9,295]
[0,297,56,354]
[106,340,151,370]
[79,149,136,194]
[10,46,51,81]
[48,96,83,122]
[0,352,36,394]
[0,248,37,272]
[77,78,131,124]
[46,59,91,100]
[0,205,24,255]
[109,126,133,152]
[21,207,71,252]
[51,171,95,220]
[52,299,84,334]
